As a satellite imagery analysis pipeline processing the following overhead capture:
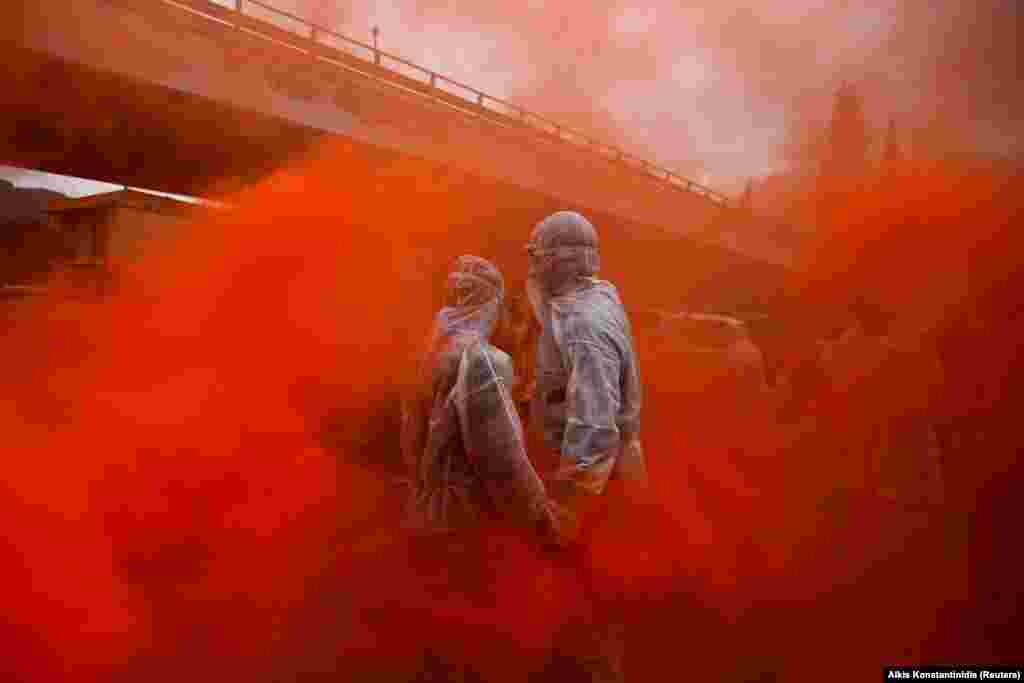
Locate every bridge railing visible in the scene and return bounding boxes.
[159,0,732,208]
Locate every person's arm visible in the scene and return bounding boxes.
[399,397,426,478]
[399,358,433,480]
[554,339,623,496]
[458,344,552,531]
[736,342,769,393]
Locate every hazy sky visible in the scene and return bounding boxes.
[6,1,1021,197]
[287,0,1021,191]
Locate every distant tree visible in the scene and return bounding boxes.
[882,117,903,166]
[782,111,829,178]
[821,81,871,179]
[739,178,754,210]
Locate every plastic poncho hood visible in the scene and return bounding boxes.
[401,255,552,535]
[526,211,601,325]
[430,255,505,347]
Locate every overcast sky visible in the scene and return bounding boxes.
[288,0,1021,191]
[5,1,1020,197]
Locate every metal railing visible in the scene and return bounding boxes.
[154,0,732,207]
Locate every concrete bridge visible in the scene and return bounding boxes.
[1,0,801,268]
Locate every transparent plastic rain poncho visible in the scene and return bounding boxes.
[400,256,550,534]
[526,212,647,500]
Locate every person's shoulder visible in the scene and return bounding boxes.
[483,344,513,373]
[568,281,626,318]
[584,279,625,308]
[461,340,511,374]
[454,342,513,396]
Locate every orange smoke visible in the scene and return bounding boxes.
[0,139,450,679]
[1,136,614,681]
[2,131,1019,681]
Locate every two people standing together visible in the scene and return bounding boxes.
[399,210,647,681]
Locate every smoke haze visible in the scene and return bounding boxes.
[276,0,1021,191]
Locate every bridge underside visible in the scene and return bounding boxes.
[3,0,801,267]
[0,44,321,196]
[0,15,789,312]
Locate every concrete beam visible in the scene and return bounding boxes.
[2,0,798,265]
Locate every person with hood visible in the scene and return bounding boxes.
[524,211,647,682]
[525,211,647,533]
[400,254,556,538]
[395,255,561,681]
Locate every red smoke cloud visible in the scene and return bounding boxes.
[3,130,1019,680]
[0,141,430,679]
[1,140,605,681]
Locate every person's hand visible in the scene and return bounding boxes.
[534,498,576,552]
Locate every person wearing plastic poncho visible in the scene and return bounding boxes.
[524,211,648,683]
[525,211,647,531]
[400,254,556,538]
[393,255,562,681]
